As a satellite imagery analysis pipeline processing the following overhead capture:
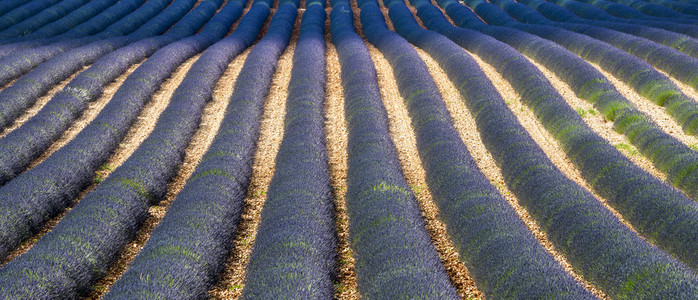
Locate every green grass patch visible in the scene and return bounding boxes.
[576,108,588,118]
[615,143,638,156]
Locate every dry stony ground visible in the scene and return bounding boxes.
[1,2,696,299]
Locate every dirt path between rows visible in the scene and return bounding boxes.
[367,42,482,298]
[208,16,299,299]
[324,34,359,300]
[86,48,252,298]
[0,54,199,271]
[417,47,609,298]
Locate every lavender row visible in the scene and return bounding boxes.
[575,0,696,23]
[242,3,338,298]
[0,0,232,263]
[600,0,693,18]
[353,0,487,296]
[0,0,174,87]
[484,0,698,210]
[642,0,698,15]
[0,0,151,58]
[490,0,698,100]
[0,0,247,297]
[432,0,698,277]
[465,0,698,137]
[102,2,273,297]
[412,1,698,297]
[0,0,62,33]
[0,0,118,41]
[0,0,93,40]
[516,0,698,59]
[548,0,698,36]
[0,0,206,186]
[0,0,189,132]
[469,0,698,202]
[381,1,598,298]
[0,0,32,18]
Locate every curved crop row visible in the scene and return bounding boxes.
[642,0,698,15]
[4,0,120,41]
[575,0,697,23]
[429,0,698,273]
[516,0,698,59]
[0,0,33,18]
[601,0,689,18]
[490,0,698,100]
[0,0,62,33]
[242,3,338,298]
[0,0,193,129]
[330,1,459,298]
[0,0,246,298]
[0,0,214,186]
[55,0,146,40]
[0,0,176,87]
[375,1,599,298]
[0,0,153,58]
[0,0,236,262]
[409,1,698,297]
[0,0,93,40]
[103,2,281,299]
[548,0,698,37]
[484,0,698,203]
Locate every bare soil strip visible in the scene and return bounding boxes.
[367,43,482,299]
[85,49,253,299]
[522,56,666,181]
[469,52,644,240]
[587,62,698,147]
[208,17,300,299]
[365,6,481,297]
[0,65,90,139]
[0,55,199,270]
[324,37,359,300]
[416,48,608,299]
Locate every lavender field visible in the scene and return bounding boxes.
[1,0,698,298]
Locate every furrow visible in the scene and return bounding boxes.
[0,55,196,270]
[415,47,608,299]
[368,43,481,298]
[207,21,298,299]
[324,35,358,300]
[85,49,250,299]
[469,52,644,241]
[522,55,666,181]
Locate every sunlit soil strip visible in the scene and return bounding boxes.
[208,26,298,300]
[0,66,89,139]
[469,52,644,240]
[83,49,252,299]
[23,61,144,171]
[521,56,666,181]
[324,40,359,300]
[416,48,608,299]
[587,62,698,148]
[366,43,482,299]
[0,55,199,270]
